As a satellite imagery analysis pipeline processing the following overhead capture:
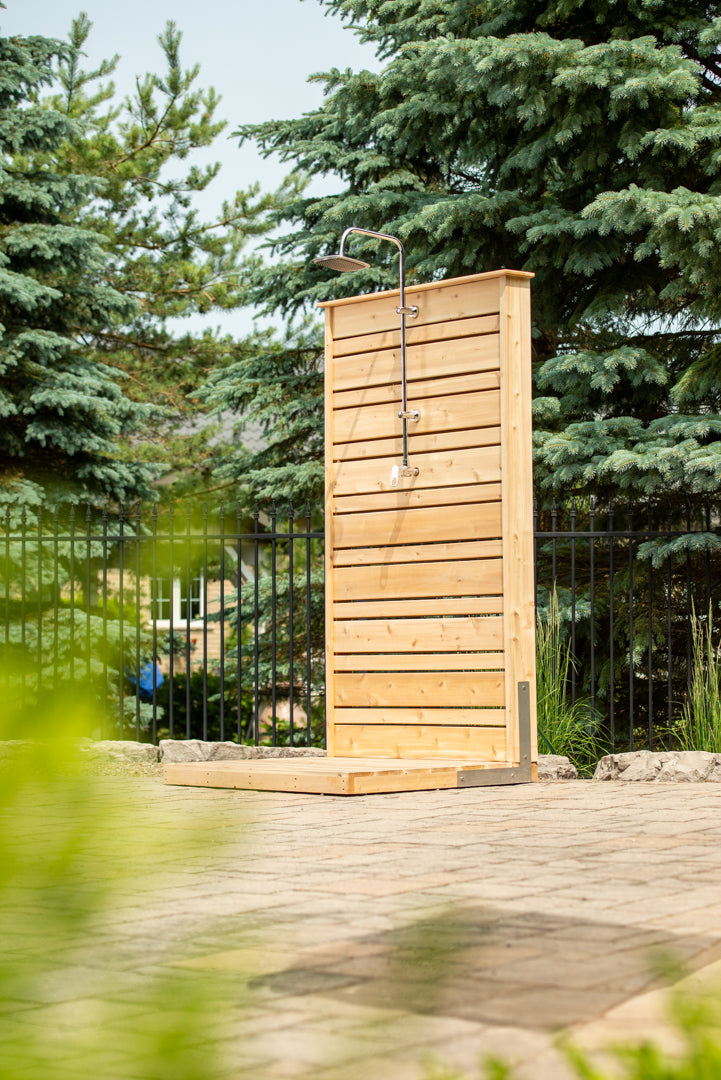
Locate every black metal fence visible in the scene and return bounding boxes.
[534,498,721,753]
[2,497,720,752]
[1,502,325,746]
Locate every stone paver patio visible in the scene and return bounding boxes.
[6,776,721,1078]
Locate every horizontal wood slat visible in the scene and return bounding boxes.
[333,483,502,516]
[333,390,501,446]
[333,313,500,357]
[334,596,505,618]
[333,500,502,548]
[333,370,500,411]
[334,426,500,464]
[333,445,501,497]
[333,652,505,671]
[334,671,505,707]
[334,615,503,652]
[332,724,508,760]
[333,335,499,393]
[332,539,502,567]
[334,708,506,726]
[329,278,502,339]
[334,558,503,602]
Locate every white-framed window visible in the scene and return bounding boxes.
[150,574,204,628]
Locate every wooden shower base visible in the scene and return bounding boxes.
[163,756,537,796]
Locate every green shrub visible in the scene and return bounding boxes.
[676,605,721,754]
[536,590,603,774]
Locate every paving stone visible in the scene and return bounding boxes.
[6,775,721,1080]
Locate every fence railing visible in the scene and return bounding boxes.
[534,498,721,753]
[1,502,325,746]
[2,497,719,752]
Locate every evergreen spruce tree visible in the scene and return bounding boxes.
[34,15,301,497]
[0,30,157,507]
[216,0,721,514]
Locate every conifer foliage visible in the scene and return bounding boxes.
[0,32,155,507]
[40,16,299,493]
[232,0,721,507]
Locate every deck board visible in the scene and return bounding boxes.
[162,757,519,795]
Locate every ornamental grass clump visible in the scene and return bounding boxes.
[677,605,721,754]
[535,590,602,774]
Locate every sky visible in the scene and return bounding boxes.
[2,0,380,335]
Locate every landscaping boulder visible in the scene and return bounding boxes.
[537,754,578,780]
[159,739,326,763]
[76,739,159,764]
[594,750,721,782]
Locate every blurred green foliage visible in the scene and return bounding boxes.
[0,669,242,1079]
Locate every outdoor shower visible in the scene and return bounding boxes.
[313,227,420,487]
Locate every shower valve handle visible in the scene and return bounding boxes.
[396,305,418,318]
[390,464,420,488]
[398,409,420,422]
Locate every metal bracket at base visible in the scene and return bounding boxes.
[457,681,534,787]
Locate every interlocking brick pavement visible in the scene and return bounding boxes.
[5,776,721,1079]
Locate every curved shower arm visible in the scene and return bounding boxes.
[331,225,419,483]
[338,227,412,314]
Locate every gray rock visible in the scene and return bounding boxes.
[656,751,718,783]
[159,739,325,763]
[594,749,721,782]
[537,754,578,781]
[77,739,159,764]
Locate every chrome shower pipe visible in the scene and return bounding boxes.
[335,227,419,477]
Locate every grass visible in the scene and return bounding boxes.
[677,604,721,754]
[536,589,603,774]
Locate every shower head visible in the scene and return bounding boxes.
[313,253,370,272]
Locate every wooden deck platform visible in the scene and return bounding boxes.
[163,757,537,796]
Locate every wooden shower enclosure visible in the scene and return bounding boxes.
[163,268,537,794]
[322,268,537,776]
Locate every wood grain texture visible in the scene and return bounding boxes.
[499,277,537,765]
[333,425,500,464]
[333,389,500,446]
[329,277,502,339]
[332,538,502,567]
[322,271,536,766]
[333,370,500,411]
[333,482,502,516]
[333,725,508,760]
[332,335,500,393]
[333,615,504,652]
[334,483,500,516]
[333,558,503,602]
[334,670,505,707]
[333,444,501,497]
[333,708,505,725]
[324,311,337,755]
[334,596,505,618]
[333,499,501,550]
[333,652,505,671]
[333,313,500,357]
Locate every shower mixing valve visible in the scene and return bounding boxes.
[390,464,420,488]
[398,409,420,422]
